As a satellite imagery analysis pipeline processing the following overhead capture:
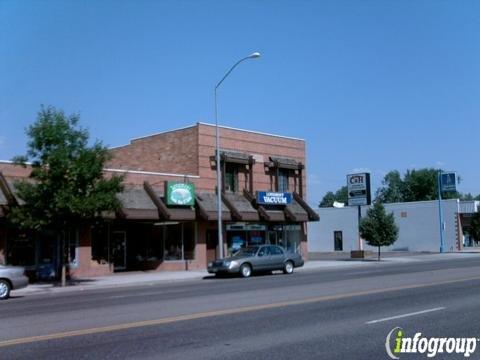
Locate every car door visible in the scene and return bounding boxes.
[254,246,272,271]
[269,245,286,270]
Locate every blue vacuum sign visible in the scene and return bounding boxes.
[256,191,292,205]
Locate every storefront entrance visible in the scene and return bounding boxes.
[111,231,127,271]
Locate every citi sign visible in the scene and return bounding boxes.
[349,175,365,185]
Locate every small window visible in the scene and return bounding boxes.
[278,169,289,192]
[334,231,343,251]
[225,163,238,192]
[270,246,284,255]
[258,246,270,257]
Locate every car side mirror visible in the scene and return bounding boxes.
[258,252,264,257]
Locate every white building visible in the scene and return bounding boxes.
[309,199,479,253]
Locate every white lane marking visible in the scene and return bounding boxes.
[366,307,446,324]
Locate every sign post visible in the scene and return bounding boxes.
[437,171,456,253]
[347,173,371,255]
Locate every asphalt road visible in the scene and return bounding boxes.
[2,256,480,359]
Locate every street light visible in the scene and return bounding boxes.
[214,52,261,259]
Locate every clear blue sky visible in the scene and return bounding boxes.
[1,0,479,205]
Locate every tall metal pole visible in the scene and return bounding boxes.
[437,170,446,253]
[214,52,260,259]
[214,87,223,259]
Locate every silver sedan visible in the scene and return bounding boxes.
[208,245,304,278]
[0,265,29,300]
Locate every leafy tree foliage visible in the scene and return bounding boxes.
[359,201,399,260]
[319,186,348,207]
[8,106,124,230]
[375,170,404,203]
[459,193,480,201]
[376,168,463,203]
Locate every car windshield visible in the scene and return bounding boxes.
[233,247,258,257]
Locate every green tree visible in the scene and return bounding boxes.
[359,201,399,260]
[376,168,461,203]
[319,186,348,207]
[8,106,123,283]
[376,170,404,203]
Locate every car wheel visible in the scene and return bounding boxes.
[0,279,11,300]
[283,261,294,274]
[240,263,252,278]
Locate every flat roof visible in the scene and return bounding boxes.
[121,122,304,145]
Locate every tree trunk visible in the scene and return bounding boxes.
[378,246,381,261]
[61,232,66,287]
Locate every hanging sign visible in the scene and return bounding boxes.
[166,182,195,206]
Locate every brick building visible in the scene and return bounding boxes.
[0,123,318,278]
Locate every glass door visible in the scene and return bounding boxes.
[112,231,127,271]
[334,231,343,251]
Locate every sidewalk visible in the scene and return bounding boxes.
[12,252,479,297]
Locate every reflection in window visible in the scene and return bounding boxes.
[164,222,195,261]
[225,163,238,192]
[278,169,289,192]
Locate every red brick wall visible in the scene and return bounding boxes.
[107,126,199,176]
[0,162,31,178]
[197,123,307,196]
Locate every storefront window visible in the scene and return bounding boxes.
[183,222,195,260]
[278,169,289,192]
[227,231,247,255]
[164,222,196,261]
[164,224,182,260]
[248,231,265,246]
[284,225,302,253]
[147,226,164,261]
[268,224,302,253]
[225,163,238,192]
[6,232,35,267]
[226,223,267,256]
[92,223,109,264]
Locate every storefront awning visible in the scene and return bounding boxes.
[267,156,304,170]
[293,192,320,221]
[116,187,159,220]
[258,206,286,222]
[0,173,24,206]
[144,182,196,221]
[284,199,309,222]
[222,193,259,221]
[196,192,232,221]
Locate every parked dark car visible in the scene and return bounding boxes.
[207,245,304,278]
[0,265,29,300]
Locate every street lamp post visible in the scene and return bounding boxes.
[214,52,261,259]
